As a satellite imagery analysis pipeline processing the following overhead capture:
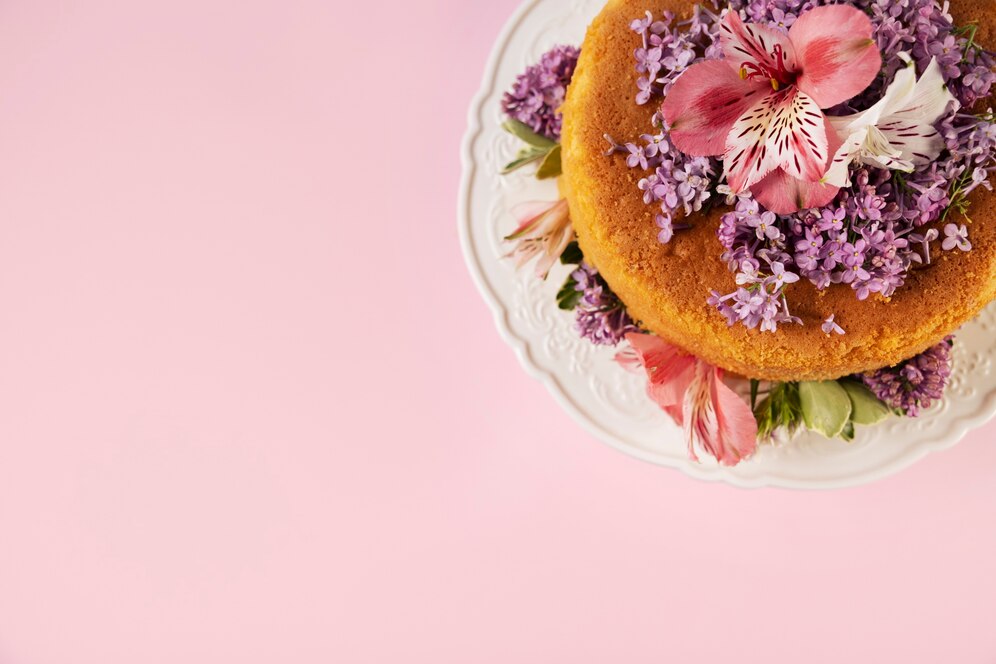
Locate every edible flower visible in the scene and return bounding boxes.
[617,333,758,466]
[942,223,972,252]
[661,6,881,214]
[822,315,845,336]
[824,54,958,187]
[504,199,573,279]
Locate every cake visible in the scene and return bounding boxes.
[498,0,996,465]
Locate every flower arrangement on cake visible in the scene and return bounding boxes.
[498,0,996,466]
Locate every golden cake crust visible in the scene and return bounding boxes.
[560,0,996,381]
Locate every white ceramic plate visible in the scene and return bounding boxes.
[458,0,996,489]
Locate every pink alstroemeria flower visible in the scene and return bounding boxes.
[617,333,758,466]
[661,6,882,214]
[504,199,573,279]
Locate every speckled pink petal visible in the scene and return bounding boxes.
[661,60,769,157]
[790,5,881,109]
[724,88,829,193]
[751,167,839,214]
[711,370,759,466]
[623,333,697,414]
[719,9,797,80]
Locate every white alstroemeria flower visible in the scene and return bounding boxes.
[823,53,959,187]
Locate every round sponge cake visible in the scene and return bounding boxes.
[560,0,996,382]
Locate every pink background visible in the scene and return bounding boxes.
[0,0,994,662]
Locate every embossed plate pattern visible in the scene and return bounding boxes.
[457,0,996,489]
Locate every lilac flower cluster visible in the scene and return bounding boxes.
[736,0,814,30]
[861,338,954,416]
[938,111,996,217]
[710,197,803,332]
[713,165,959,330]
[615,9,735,241]
[791,169,922,300]
[862,0,996,110]
[571,264,640,346]
[607,117,717,242]
[631,5,725,105]
[501,45,580,140]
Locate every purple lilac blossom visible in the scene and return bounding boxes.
[631,4,725,105]
[861,338,954,416]
[501,45,580,140]
[608,113,717,244]
[942,223,972,252]
[571,263,640,346]
[617,7,729,242]
[709,198,803,332]
[822,315,845,336]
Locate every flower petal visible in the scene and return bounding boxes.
[823,127,867,188]
[752,167,839,214]
[681,363,757,466]
[875,58,958,166]
[710,371,759,466]
[504,200,573,279]
[724,89,828,193]
[624,333,697,411]
[720,10,797,79]
[875,123,945,168]
[505,199,569,240]
[884,57,959,124]
[824,54,956,177]
[790,5,881,108]
[877,54,921,118]
[534,220,575,279]
[828,54,918,136]
[861,125,915,170]
[681,362,716,464]
[662,59,769,157]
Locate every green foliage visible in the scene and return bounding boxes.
[501,148,547,174]
[536,145,562,180]
[557,273,582,311]
[753,382,804,441]
[502,120,557,149]
[840,380,892,426]
[754,377,895,442]
[799,381,853,439]
[560,241,583,266]
[500,121,561,178]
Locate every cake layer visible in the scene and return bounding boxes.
[560,0,996,381]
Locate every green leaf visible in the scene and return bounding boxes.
[536,144,562,180]
[560,241,583,266]
[557,274,582,311]
[753,382,803,441]
[840,421,856,443]
[750,379,760,411]
[501,146,546,174]
[503,119,558,149]
[840,381,893,426]
[798,381,853,439]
